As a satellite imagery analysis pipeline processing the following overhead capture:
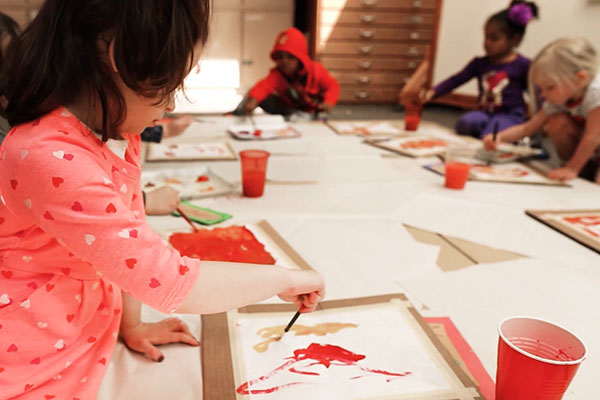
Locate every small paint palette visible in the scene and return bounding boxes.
[141,167,234,200]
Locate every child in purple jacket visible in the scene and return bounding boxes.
[423,1,539,138]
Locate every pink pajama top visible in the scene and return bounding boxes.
[0,107,200,399]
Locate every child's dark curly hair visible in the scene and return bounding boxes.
[488,1,539,43]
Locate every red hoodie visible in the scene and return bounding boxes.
[248,27,340,113]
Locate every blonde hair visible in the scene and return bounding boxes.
[530,37,598,85]
[528,37,598,111]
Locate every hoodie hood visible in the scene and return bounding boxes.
[270,27,312,70]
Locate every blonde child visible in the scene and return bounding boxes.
[484,37,600,182]
[422,1,539,138]
[0,1,324,398]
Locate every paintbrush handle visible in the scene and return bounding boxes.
[284,311,301,333]
[177,207,199,232]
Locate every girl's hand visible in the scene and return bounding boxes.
[144,186,180,215]
[483,133,500,151]
[120,317,200,362]
[278,270,325,313]
[548,166,578,181]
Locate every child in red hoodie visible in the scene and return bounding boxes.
[235,27,340,119]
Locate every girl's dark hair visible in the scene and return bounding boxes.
[0,12,20,65]
[488,1,539,42]
[0,0,211,140]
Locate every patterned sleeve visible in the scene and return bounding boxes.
[0,129,200,314]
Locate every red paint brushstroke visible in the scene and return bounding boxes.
[168,226,276,264]
[236,343,410,395]
[563,216,600,238]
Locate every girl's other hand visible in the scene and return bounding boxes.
[548,166,578,181]
[120,317,200,362]
[144,186,180,215]
[278,270,325,313]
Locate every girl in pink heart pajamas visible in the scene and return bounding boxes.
[0,1,324,399]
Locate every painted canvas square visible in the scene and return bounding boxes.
[366,136,449,157]
[202,295,483,399]
[469,163,564,185]
[167,221,314,270]
[141,167,234,200]
[526,209,600,253]
[327,120,402,137]
[145,141,236,161]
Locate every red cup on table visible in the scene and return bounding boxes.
[404,103,422,131]
[444,144,471,189]
[239,150,270,198]
[496,316,587,400]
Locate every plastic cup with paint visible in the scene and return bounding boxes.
[444,144,472,189]
[404,103,422,131]
[239,150,270,198]
[496,316,587,400]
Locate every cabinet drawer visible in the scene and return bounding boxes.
[321,0,435,10]
[319,42,427,57]
[339,86,400,103]
[321,56,423,72]
[320,26,432,42]
[331,72,410,85]
[320,10,434,26]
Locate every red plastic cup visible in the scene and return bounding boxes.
[239,150,270,198]
[444,161,470,189]
[496,316,587,400]
[404,104,422,131]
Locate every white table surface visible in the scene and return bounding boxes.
[99,117,600,400]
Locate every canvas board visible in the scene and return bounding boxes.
[141,167,234,200]
[202,294,483,400]
[526,209,600,254]
[424,162,569,186]
[365,136,450,157]
[145,140,236,161]
[474,143,543,164]
[327,120,403,137]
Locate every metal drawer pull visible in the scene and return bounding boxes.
[357,61,373,69]
[407,61,417,69]
[410,15,423,23]
[360,14,376,23]
[408,46,419,55]
[358,45,375,54]
[413,0,423,7]
[409,32,420,40]
[356,76,372,84]
[361,0,378,6]
[359,29,375,39]
[355,91,371,99]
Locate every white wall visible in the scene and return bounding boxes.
[433,0,600,95]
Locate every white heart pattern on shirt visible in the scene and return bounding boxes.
[22,256,33,263]
[37,321,48,329]
[103,177,113,185]
[120,184,127,194]
[0,293,10,304]
[74,294,82,303]
[24,198,32,209]
[84,234,95,245]
[20,149,28,160]
[20,299,31,309]
[52,150,65,159]
[54,339,65,350]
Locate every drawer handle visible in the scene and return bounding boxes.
[408,46,419,55]
[359,29,375,39]
[356,76,372,84]
[410,15,423,24]
[360,14,376,23]
[355,91,371,99]
[413,0,423,7]
[357,61,373,69]
[361,0,378,7]
[407,61,417,69]
[358,45,374,54]
[409,32,420,40]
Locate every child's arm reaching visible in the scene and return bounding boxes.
[483,110,549,150]
[425,58,479,102]
[549,107,600,181]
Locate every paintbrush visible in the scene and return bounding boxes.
[487,121,500,166]
[177,207,199,233]
[279,310,301,340]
